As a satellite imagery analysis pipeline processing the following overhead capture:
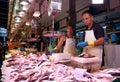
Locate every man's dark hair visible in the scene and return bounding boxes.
[82,10,93,16]
[67,23,72,27]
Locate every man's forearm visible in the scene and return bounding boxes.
[94,37,104,46]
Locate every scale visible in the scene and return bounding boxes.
[43,0,63,37]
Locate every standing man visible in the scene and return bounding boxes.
[53,24,77,56]
[77,10,104,72]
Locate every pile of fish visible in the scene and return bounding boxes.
[1,53,116,82]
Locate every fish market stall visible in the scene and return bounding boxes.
[1,50,118,82]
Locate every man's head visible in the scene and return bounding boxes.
[82,10,94,27]
[67,24,73,36]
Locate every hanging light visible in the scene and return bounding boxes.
[18,10,26,17]
[14,16,21,23]
[15,19,21,23]
[20,0,29,5]
[33,2,40,17]
[26,22,31,26]
[25,18,31,26]
[22,5,28,11]
[28,0,33,2]
[14,16,21,20]
[16,10,26,17]
[33,11,40,17]
[92,0,104,4]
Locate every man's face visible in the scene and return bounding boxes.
[67,26,72,35]
[82,13,93,26]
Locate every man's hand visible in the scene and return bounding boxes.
[77,40,94,48]
[77,42,88,48]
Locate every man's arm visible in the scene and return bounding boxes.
[94,37,104,46]
[54,36,66,50]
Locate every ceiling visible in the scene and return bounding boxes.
[1,0,120,41]
[8,0,90,37]
[0,0,9,28]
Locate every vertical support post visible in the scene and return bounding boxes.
[69,0,76,36]
[52,15,55,31]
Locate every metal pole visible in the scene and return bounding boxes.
[69,0,76,36]
[52,15,54,30]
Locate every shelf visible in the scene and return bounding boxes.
[107,31,120,34]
